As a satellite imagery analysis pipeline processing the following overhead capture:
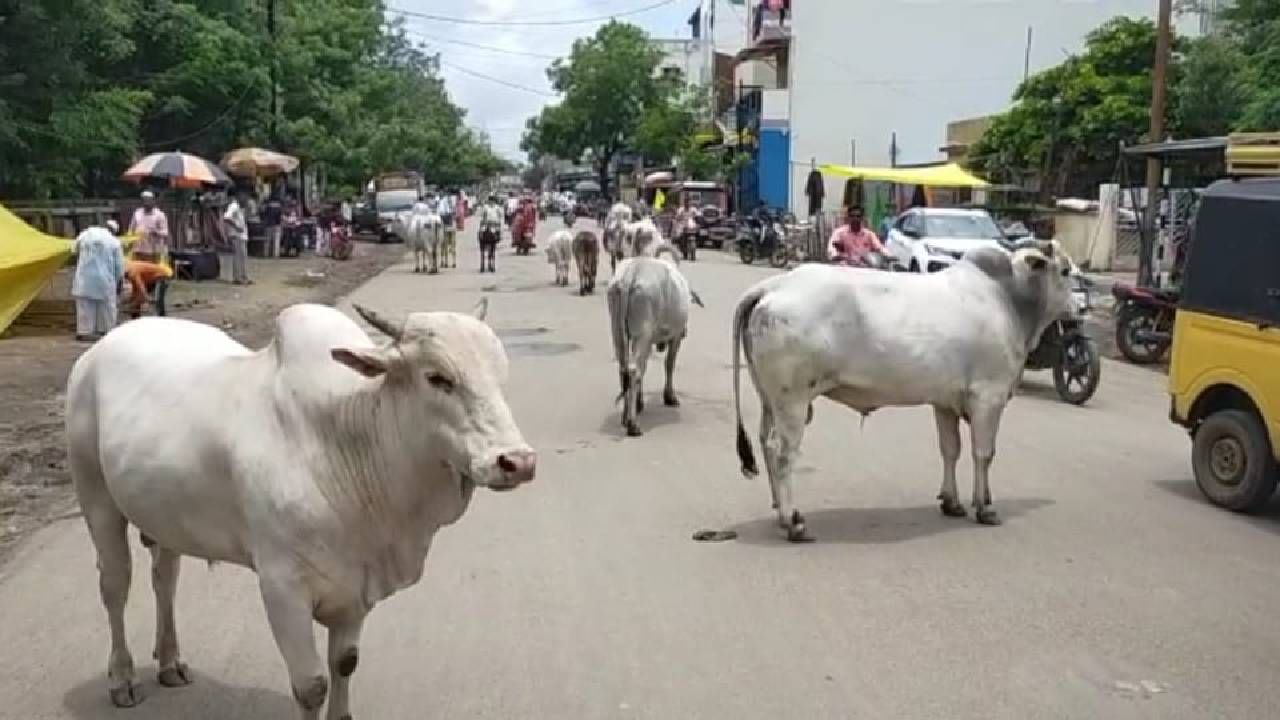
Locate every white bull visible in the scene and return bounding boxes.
[607,247,704,437]
[732,243,1075,541]
[545,229,575,286]
[603,202,633,272]
[622,218,662,259]
[409,211,443,274]
[65,300,535,719]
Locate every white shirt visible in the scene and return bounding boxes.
[223,200,247,241]
[480,203,504,227]
[438,195,456,215]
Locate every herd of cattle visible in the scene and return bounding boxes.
[61,201,1078,718]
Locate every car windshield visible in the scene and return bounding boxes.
[376,190,418,212]
[923,214,1003,240]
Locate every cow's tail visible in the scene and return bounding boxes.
[733,284,766,477]
[609,278,633,404]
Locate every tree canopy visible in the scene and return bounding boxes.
[521,22,669,196]
[0,0,507,200]
[968,17,1174,198]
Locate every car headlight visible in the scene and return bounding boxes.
[924,243,961,259]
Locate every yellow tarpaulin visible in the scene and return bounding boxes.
[0,204,74,336]
[819,162,990,188]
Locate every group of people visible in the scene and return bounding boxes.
[70,191,174,341]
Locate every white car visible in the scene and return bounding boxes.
[885,207,1007,273]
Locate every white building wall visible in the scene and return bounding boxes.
[788,0,1204,214]
[654,39,709,88]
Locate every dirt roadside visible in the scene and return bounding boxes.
[0,241,404,565]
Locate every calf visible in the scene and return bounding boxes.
[572,230,600,295]
[545,229,575,287]
[732,243,1076,541]
[606,251,702,437]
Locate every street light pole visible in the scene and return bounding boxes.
[1140,0,1173,287]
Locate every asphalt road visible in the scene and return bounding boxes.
[2,222,1278,720]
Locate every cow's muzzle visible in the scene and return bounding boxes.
[490,450,537,491]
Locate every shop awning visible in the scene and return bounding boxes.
[819,162,990,188]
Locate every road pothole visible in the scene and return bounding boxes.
[494,327,551,339]
[505,341,580,357]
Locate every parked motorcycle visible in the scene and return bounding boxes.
[737,207,788,268]
[1112,282,1177,364]
[1026,272,1102,405]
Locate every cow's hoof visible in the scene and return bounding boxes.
[663,391,679,407]
[625,423,643,437]
[110,681,145,708]
[785,511,814,542]
[975,508,1002,526]
[158,662,192,687]
[939,497,967,518]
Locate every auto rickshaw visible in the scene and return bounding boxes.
[1168,177,1280,512]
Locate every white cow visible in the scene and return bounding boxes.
[65,300,535,719]
[622,218,662,259]
[603,202,634,272]
[545,229,575,287]
[607,248,703,437]
[408,209,443,274]
[731,243,1075,541]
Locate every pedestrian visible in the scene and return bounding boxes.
[478,195,504,273]
[263,193,283,258]
[455,191,468,231]
[223,189,252,285]
[341,196,353,226]
[128,190,169,263]
[71,220,126,342]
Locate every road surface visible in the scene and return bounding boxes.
[2,222,1278,720]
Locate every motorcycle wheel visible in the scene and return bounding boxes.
[769,245,789,268]
[332,243,352,261]
[1115,305,1170,364]
[1053,335,1101,405]
[738,242,755,265]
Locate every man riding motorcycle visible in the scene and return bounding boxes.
[828,205,886,268]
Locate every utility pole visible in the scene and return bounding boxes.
[1023,26,1033,82]
[1140,0,1173,287]
[268,0,279,147]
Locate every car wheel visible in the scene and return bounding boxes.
[909,259,920,272]
[1192,409,1279,512]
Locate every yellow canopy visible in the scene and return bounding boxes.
[819,162,990,188]
[0,205,74,336]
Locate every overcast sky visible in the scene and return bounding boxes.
[389,0,746,163]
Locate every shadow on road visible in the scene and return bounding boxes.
[63,671,294,719]
[597,402,685,437]
[728,497,1055,546]
[1153,478,1280,534]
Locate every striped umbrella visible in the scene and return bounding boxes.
[122,151,232,189]
[221,147,300,178]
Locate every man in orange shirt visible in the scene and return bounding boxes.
[828,205,885,267]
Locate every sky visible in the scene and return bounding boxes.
[387,0,746,163]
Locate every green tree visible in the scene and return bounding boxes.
[969,17,1178,198]
[521,22,666,197]
[1175,35,1248,137]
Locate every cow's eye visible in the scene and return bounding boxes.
[426,373,455,392]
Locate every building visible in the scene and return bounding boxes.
[731,0,1209,216]
[1200,0,1233,35]
[940,116,995,165]
[654,38,709,88]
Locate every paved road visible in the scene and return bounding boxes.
[3,223,1278,720]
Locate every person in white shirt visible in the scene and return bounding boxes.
[223,190,251,285]
[71,220,126,341]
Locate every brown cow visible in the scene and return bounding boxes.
[573,230,600,295]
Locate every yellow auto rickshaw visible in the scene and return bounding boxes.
[1168,177,1280,511]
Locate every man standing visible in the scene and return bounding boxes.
[128,190,169,262]
[71,220,126,341]
[223,190,251,284]
[828,205,885,267]
[478,195,504,273]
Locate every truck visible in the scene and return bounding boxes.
[369,171,425,243]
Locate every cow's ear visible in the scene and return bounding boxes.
[331,347,389,377]
[471,297,489,322]
[1023,253,1049,272]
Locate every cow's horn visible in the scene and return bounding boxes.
[353,304,403,341]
